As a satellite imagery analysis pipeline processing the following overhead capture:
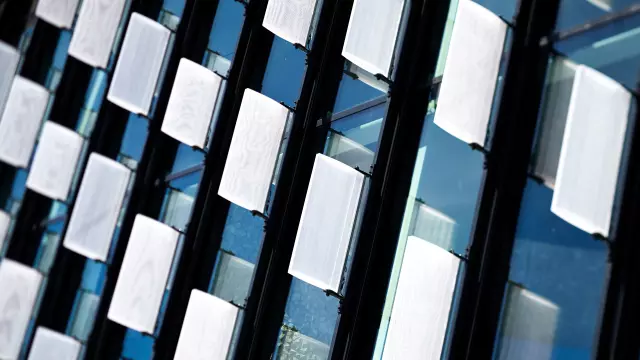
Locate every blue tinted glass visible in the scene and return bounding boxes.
[170,144,204,174]
[86,70,108,112]
[281,279,340,345]
[555,12,640,89]
[261,37,306,108]
[122,330,154,360]
[331,102,386,154]
[219,204,264,264]
[52,30,71,70]
[208,0,245,58]
[80,260,107,294]
[9,170,28,201]
[333,73,386,113]
[495,180,608,359]
[168,170,201,194]
[556,0,638,32]
[415,115,485,255]
[474,0,518,21]
[120,114,149,161]
[163,0,185,17]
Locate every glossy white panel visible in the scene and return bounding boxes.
[532,59,578,188]
[0,77,49,168]
[68,0,127,68]
[0,42,20,115]
[263,0,318,46]
[26,122,83,201]
[35,0,81,28]
[28,327,81,360]
[64,153,131,261]
[107,215,179,333]
[433,0,507,146]
[107,13,170,115]
[218,89,289,212]
[552,66,631,237]
[383,236,460,359]
[162,58,223,148]
[342,0,404,76]
[0,260,43,360]
[173,290,238,360]
[0,211,9,252]
[496,285,559,360]
[288,154,364,292]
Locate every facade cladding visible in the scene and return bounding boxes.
[0,0,638,359]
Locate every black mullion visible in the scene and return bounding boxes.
[81,0,225,358]
[331,0,452,357]
[235,0,358,357]
[0,0,34,46]
[595,89,640,359]
[153,0,279,356]
[448,0,562,358]
[30,57,110,338]
[19,20,60,84]
[4,19,68,266]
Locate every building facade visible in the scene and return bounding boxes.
[0,0,638,359]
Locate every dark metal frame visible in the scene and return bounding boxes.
[448,0,563,357]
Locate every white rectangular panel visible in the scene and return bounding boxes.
[532,59,577,188]
[64,153,131,261]
[0,260,43,360]
[173,290,238,360]
[107,214,179,333]
[342,0,404,76]
[161,58,223,148]
[107,13,170,115]
[327,132,375,173]
[0,42,20,115]
[551,65,631,237]
[288,154,364,292]
[0,211,10,251]
[28,327,81,360]
[0,77,49,168]
[68,0,127,68]
[35,0,81,28]
[218,89,289,212]
[26,122,84,201]
[496,285,559,360]
[433,0,507,146]
[382,236,460,359]
[263,0,318,46]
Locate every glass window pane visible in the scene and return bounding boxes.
[555,0,638,32]
[494,180,609,359]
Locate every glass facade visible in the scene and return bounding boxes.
[0,0,637,359]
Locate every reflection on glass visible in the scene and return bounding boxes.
[208,0,245,59]
[410,201,456,251]
[36,232,61,274]
[68,291,100,342]
[555,0,637,32]
[326,131,375,174]
[496,283,559,360]
[161,188,195,231]
[374,109,484,358]
[496,180,609,359]
[276,324,330,360]
[211,251,255,307]
[532,57,577,188]
[333,70,386,113]
[276,279,338,358]
[261,37,307,108]
[556,12,640,89]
